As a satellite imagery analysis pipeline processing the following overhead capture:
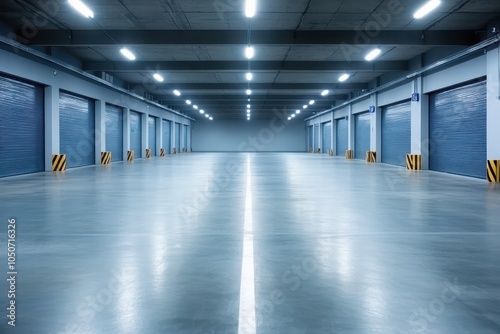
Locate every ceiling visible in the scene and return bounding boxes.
[1,0,499,120]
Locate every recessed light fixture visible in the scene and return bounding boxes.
[120,48,136,61]
[246,89,252,95]
[68,0,94,18]
[246,72,253,81]
[303,105,308,109]
[339,73,350,82]
[414,0,441,19]
[245,0,256,18]
[205,114,209,118]
[186,100,192,105]
[309,100,315,105]
[153,73,164,82]
[247,109,251,113]
[365,48,382,61]
[247,104,251,108]
[248,99,251,102]
[245,46,255,59]
[193,105,199,110]
[296,110,301,114]
[321,90,329,96]
[209,117,213,120]
[200,110,205,114]
[291,114,295,118]
[287,117,291,120]
[173,90,181,96]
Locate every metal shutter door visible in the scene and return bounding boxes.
[183,125,188,149]
[355,112,370,159]
[307,126,313,151]
[175,123,181,150]
[60,92,95,168]
[381,101,411,166]
[336,118,348,156]
[148,116,156,156]
[0,75,44,177]
[314,124,319,150]
[429,81,487,178]
[162,120,171,154]
[105,104,123,162]
[322,122,332,154]
[130,111,142,158]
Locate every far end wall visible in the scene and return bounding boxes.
[193,118,305,152]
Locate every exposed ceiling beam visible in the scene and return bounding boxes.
[26,30,480,46]
[84,61,407,72]
[155,94,349,101]
[145,83,368,90]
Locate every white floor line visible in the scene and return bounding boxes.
[238,156,256,334]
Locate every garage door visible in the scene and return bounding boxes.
[105,104,123,162]
[322,122,332,154]
[183,124,188,150]
[314,124,319,151]
[60,92,95,168]
[307,126,313,151]
[355,112,370,160]
[130,111,142,158]
[148,116,156,156]
[0,75,44,177]
[381,101,411,167]
[430,81,486,178]
[336,118,348,157]
[175,123,181,151]
[162,120,171,154]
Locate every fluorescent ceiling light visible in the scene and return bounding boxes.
[287,117,291,120]
[173,90,181,96]
[246,72,253,81]
[245,46,255,59]
[414,0,441,19]
[365,48,382,61]
[291,114,295,118]
[339,73,350,82]
[321,90,329,96]
[209,117,213,120]
[68,0,94,18]
[153,73,164,82]
[303,105,308,109]
[296,110,301,114]
[186,100,192,105]
[246,89,252,95]
[193,105,198,110]
[309,100,315,105]
[200,110,205,114]
[247,109,251,113]
[120,48,136,61]
[245,0,256,18]
[205,114,209,118]
[247,104,251,108]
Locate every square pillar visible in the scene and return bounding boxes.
[156,117,162,156]
[487,47,500,160]
[410,76,430,170]
[171,120,176,154]
[44,85,59,171]
[123,108,130,161]
[95,100,106,165]
[141,113,148,157]
[370,94,382,162]
[347,104,355,151]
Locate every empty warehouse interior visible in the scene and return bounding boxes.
[1,0,500,333]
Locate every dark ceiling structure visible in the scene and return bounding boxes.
[1,0,499,120]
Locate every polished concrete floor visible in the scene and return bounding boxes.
[1,153,500,334]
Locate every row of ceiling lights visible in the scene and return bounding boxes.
[244,0,256,121]
[68,0,214,121]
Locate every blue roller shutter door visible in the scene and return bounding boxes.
[175,123,181,151]
[314,124,319,151]
[381,101,411,167]
[105,104,123,162]
[60,92,95,168]
[336,118,348,156]
[162,120,171,154]
[183,125,188,150]
[355,112,371,159]
[322,122,332,154]
[148,116,156,156]
[429,81,486,178]
[130,111,142,158]
[0,75,44,177]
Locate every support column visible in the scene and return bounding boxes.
[141,113,148,157]
[410,76,430,170]
[156,118,162,156]
[487,47,500,160]
[347,104,355,152]
[95,100,106,165]
[44,85,59,171]
[318,122,322,153]
[123,108,130,161]
[187,124,192,152]
[171,120,176,153]
[370,94,382,162]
